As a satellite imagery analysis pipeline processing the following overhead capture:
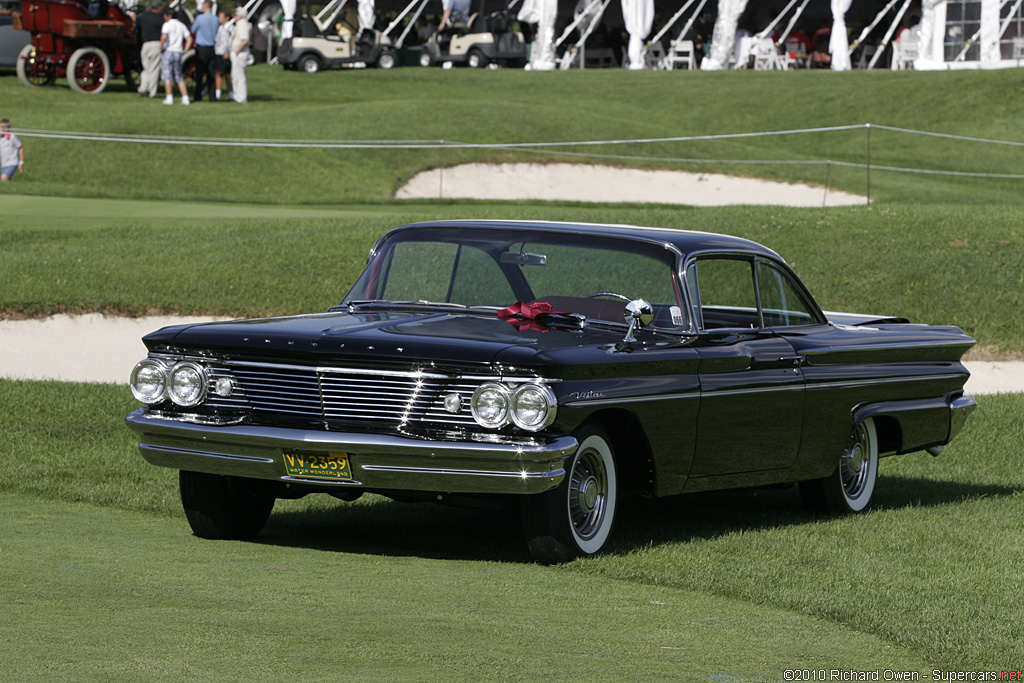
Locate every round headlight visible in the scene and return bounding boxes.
[470,382,510,428]
[130,359,167,404]
[510,383,557,431]
[167,361,208,407]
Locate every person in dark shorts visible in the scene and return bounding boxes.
[213,9,233,101]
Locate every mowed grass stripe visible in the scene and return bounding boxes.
[0,492,931,681]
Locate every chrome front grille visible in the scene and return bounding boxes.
[216,362,482,426]
[231,366,321,417]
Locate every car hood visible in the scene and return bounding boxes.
[143,310,628,366]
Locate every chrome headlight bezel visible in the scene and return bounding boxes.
[470,382,510,428]
[129,359,168,404]
[509,383,557,431]
[167,361,209,407]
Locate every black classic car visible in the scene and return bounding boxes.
[126,220,978,563]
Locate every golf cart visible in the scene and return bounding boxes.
[277,0,400,71]
[417,1,525,67]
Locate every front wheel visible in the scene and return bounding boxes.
[800,418,878,514]
[180,470,275,539]
[17,45,56,87]
[522,424,617,564]
[376,50,397,70]
[67,46,111,94]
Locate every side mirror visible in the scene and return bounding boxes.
[622,299,654,343]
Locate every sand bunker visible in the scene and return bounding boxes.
[395,163,865,207]
[0,313,1018,395]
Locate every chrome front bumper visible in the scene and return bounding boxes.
[125,409,575,495]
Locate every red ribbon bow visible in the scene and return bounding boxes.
[497,301,557,332]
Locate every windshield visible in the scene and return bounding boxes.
[343,226,688,330]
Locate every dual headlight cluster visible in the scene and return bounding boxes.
[469,382,557,432]
[130,358,209,407]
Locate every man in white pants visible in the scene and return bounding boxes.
[229,7,251,103]
[135,3,165,97]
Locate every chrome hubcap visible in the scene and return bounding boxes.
[569,450,606,540]
[841,423,871,499]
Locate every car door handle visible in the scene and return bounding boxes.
[752,355,804,369]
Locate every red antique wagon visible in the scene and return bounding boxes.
[13,0,139,94]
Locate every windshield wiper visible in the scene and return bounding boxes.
[339,300,493,314]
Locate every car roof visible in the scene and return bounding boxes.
[389,219,784,262]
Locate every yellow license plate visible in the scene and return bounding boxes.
[282,449,352,480]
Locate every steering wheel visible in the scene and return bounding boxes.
[587,292,632,302]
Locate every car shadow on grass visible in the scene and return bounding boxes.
[250,475,1018,563]
[257,494,533,563]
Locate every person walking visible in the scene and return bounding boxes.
[191,0,217,101]
[0,118,25,181]
[229,6,251,103]
[213,8,233,100]
[135,3,164,97]
[160,8,193,105]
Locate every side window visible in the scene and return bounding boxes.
[691,258,759,329]
[756,261,817,327]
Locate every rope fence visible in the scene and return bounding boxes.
[14,123,1024,204]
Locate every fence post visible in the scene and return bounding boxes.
[439,139,445,200]
[823,161,831,208]
[866,123,871,205]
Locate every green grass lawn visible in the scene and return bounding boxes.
[2,67,1024,205]
[2,195,1022,354]
[2,64,1022,678]
[0,381,1020,676]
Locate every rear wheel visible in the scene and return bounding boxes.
[180,470,275,540]
[418,50,432,67]
[67,46,110,94]
[522,424,617,564]
[800,418,879,514]
[466,48,488,68]
[16,45,56,87]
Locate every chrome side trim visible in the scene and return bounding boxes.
[702,384,805,398]
[564,391,699,407]
[801,341,973,356]
[807,373,966,391]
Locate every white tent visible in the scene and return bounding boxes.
[622,0,655,68]
[281,0,296,39]
[357,0,376,30]
[520,0,559,69]
[829,0,854,70]
[701,0,749,69]
[915,0,1024,69]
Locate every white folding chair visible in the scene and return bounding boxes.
[665,39,695,70]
